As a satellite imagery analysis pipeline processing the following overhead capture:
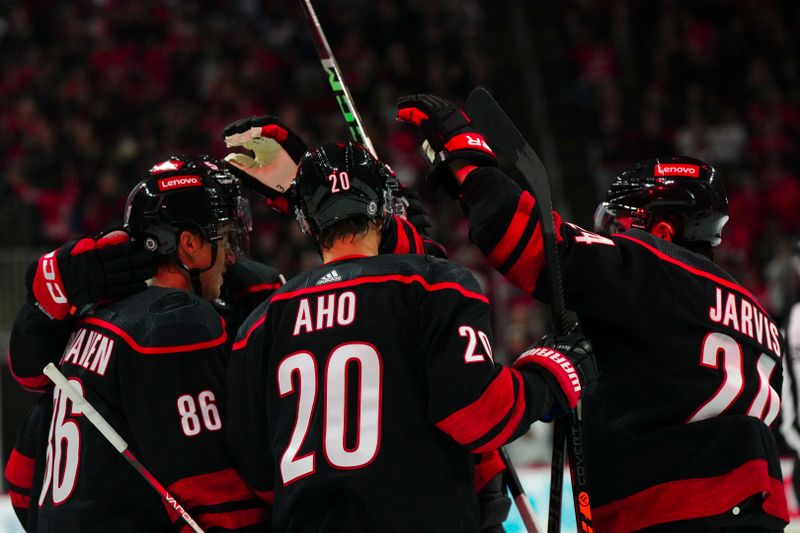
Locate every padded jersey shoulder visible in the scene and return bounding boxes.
[278,254,485,297]
[85,286,226,350]
[615,229,737,284]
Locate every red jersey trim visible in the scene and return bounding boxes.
[472,370,528,453]
[9,490,30,509]
[7,351,50,392]
[616,234,769,316]
[5,449,35,489]
[399,216,425,254]
[593,458,789,532]
[254,489,275,504]
[233,283,283,301]
[474,450,506,492]
[435,367,517,445]
[271,273,489,305]
[168,468,258,509]
[505,221,545,295]
[233,314,267,351]
[233,274,487,350]
[79,317,227,355]
[393,216,411,255]
[196,507,267,529]
[487,191,534,267]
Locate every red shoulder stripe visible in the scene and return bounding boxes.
[435,367,517,445]
[7,351,50,392]
[5,449,35,489]
[593,458,787,532]
[616,234,769,315]
[80,317,227,355]
[487,191,534,267]
[167,468,258,509]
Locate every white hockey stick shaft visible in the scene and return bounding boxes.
[43,363,205,533]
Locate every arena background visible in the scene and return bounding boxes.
[1,1,799,530]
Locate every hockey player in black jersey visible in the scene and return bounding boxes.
[397,93,789,532]
[227,140,597,532]
[222,115,514,530]
[6,156,269,532]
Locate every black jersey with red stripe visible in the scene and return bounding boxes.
[32,286,267,533]
[217,257,284,341]
[458,166,788,531]
[8,303,74,392]
[228,253,559,533]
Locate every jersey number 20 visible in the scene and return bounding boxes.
[278,342,382,485]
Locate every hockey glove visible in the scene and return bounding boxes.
[396,94,497,196]
[26,230,156,321]
[395,185,448,258]
[223,115,308,211]
[399,185,433,236]
[513,326,598,416]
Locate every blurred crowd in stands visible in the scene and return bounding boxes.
[1,0,799,358]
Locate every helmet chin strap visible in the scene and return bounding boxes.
[172,243,219,298]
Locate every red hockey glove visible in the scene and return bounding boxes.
[513,326,597,414]
[396,94,496,196]
[27,230,156,320]
[223,115,308,209]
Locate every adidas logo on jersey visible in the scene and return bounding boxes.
[316,269,342,285]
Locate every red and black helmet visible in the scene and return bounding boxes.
[593,156,729,247]
[124,155,251,257]
[291,141,394,237]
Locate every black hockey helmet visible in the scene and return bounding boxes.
[593,156,729,247]
[291,141,394,237]
[124,155,250,258]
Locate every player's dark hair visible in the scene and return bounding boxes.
[316,215,376,250]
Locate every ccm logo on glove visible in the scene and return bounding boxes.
[35,251,69,318]
[157,176,202,191]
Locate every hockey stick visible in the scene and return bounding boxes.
[296,0,377,158]
[466,87,592,533]
[43,363,206,533]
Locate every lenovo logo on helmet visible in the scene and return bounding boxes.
[157,175,202,191]
[655,163,700,177]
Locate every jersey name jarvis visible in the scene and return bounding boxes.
[458,166,788,531]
